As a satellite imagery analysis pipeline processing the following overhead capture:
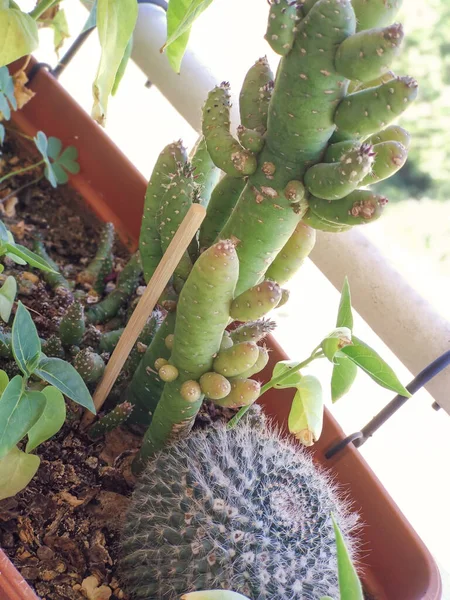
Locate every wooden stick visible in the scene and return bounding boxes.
[81,203,206,428]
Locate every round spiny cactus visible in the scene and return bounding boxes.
[120,408,359,599]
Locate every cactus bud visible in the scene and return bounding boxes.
[165,334,174,350]
[220,333,234,351]
[276,288,290,309]
[230,280,282,322]
[213,342,259,377]
[59,301,85,346]
[214,378,261,409]
[74,349,105,384]
[180,380,202,402]
[199,372,232,400]
[159,364,179,382]
[321,327,353,362]
[154,357,168,370]
[230,319,276,344]
[234,345,269,379]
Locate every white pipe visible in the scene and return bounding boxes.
[131,3,240,133]
[311,230,450,414]
[131,5,450,415]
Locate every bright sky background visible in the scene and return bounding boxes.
[17,0,450,594]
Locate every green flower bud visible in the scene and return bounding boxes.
[321,327,352,362]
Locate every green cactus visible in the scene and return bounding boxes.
[59,301,85,346]
[41,335,65,359]
[229,319,276,344]
[134,0,416,459]
[233,344,270,379]
[121,409,358,599]
[199,372,232,400]
[266,222,316,285]
[140,141,187,283]
[230,280,282,322]
[213,378,261,408]
[73,348,105,384]
[134,240,239,471]
[335,23,404,83]
[265,0,300,56]
[88,401,133,440]
[85,252,141,325]
[77,222,114,294]
[239,56,274,133]
[198,175,246,251]
[189,136,221,208]
[98,327,125,354]
[213,341,260,377]
[32,236,72,293]
[203,83,257,178]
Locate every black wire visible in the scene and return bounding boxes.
[325,350,450,459]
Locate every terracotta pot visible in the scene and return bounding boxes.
[1,58,442,600]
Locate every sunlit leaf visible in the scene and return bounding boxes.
[288,375,323,446]
[0,6,39,68]
[163,0,214,73]
[331,356,358,403]
[0,369,9,394]
[0,275,16,322]
[336,276,353,330]
[0,376,46,458]
[4,242,57,273]
[0,445,40,501]
[26,386,66,452]
[92,0,138,125]
[271,360,303,389]
[342,336,411,397]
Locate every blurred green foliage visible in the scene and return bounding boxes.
[379,0,450,201]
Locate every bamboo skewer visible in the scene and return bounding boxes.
[81,203,206,428]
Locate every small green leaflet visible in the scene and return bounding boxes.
[0,6,39,68]
[4,242,57,273]
[0,369,9,394]
[163,0,215,73]
[92,0,138,125]
[35,355,96,413]
[0,330,11,358]
[0,376,46,458]
[0,275,16,322]
[331,355,358,403]
[34,132,80,187]
[271,360,303,389]
[0,218,9,242]
[11,301,41,376]
[81,0,97,33]
[342,336,411,397]
[112,33,133,96]
[0,122,5,144]
[288,375,323,446]
[336,277,353,330]
[26,386,66,453]
[0,65,16,120]
[0,445,40,501]
[332,514,364,599]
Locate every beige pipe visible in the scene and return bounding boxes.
[311,229,450,414]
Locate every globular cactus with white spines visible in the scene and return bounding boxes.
[120,407,359,600]
[125,0,415,465]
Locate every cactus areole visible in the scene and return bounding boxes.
[130,0,415,466]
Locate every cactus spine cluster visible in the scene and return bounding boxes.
[120,409,358,599]
[129,0,415,469]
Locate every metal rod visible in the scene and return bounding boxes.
[51,27,95,79]
[325,350,450,459]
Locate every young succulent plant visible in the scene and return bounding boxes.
[120,407,358,599]
[127,0,415,468]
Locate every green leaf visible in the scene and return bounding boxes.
[331,356,358,403]
[47,138,80,185]
[271,360,303,389]
[332,514,364,600]
[11,301,41,376]
[336,276,353,330]
[81,0,97,32]
[4,242,57,273]
[0,218,9,242]
[0,369,9,394]
[26,386,66,453]
[0,275,16,322]
[321,326,352,363]
[163,0,214,73]
[92,0,138,125]
[0,375,46,458]
[0,7,39,68]
[0,64,16,121]
[0,445,40,501]
[35,355,95,413]
[40,9,70,57]
[342,336,411,397]
[0,122,5,144]
[288,375,324,446]
[112,33,132,96]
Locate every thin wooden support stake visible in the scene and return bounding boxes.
[81,203,206,428]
